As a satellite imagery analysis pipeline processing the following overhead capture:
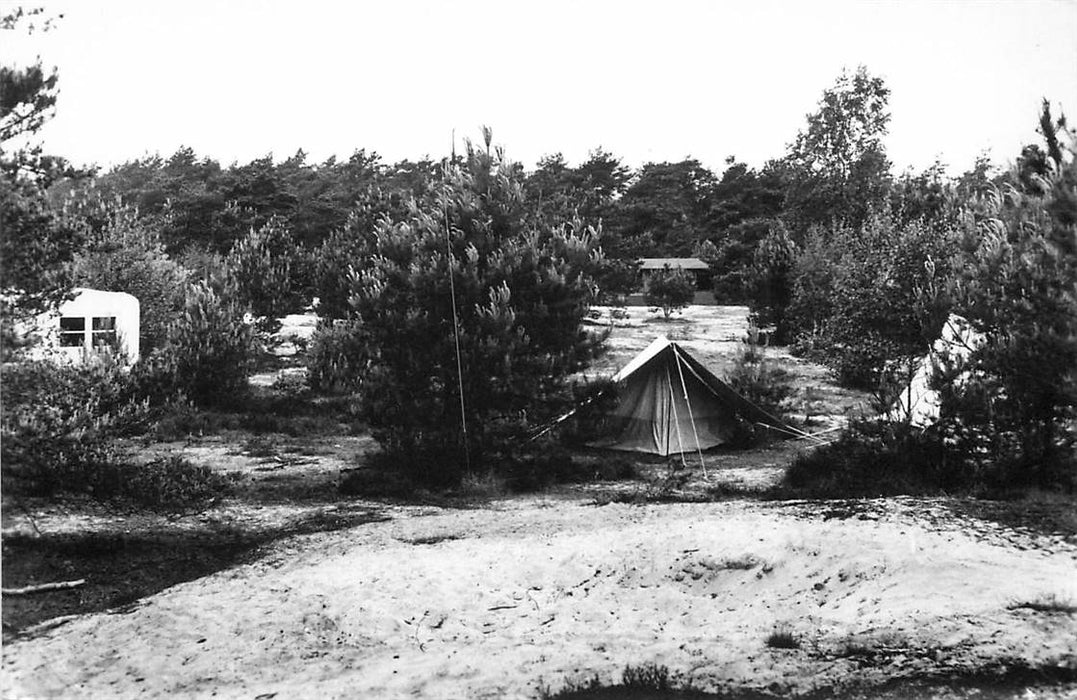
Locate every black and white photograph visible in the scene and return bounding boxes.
[2,1,1076,697]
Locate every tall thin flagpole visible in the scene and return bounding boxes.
[444,149,470,474]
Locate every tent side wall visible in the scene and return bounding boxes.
[674,348,796,435]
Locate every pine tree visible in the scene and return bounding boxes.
[329,131,606,484]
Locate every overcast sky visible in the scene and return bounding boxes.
[3,0,1076,175]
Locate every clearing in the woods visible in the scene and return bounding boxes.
[3,306,1075,699]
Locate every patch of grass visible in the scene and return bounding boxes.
[538,674,604,700]
[538,663,720,700]
[457,470,508,499]
[590,478,766,507]
[622,663,672,691]
[702,482,769,500]
[1008,594,1077,614]
[765,626,800,649]
[146,388,353,442]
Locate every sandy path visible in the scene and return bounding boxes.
[4,499,1075,699]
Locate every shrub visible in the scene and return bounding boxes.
[593,258,641,305]
[1,361,229,507]
[747,222,798,343]
[704,219,775,304]
[136,280,255,407]
[223,216,305,334]
[644,264,695,318]
[765,626,800,649]
[621,663,671,690]
[1007,594,1077,614]
[0,358,146,497]
[783,420,963,498]
[784,213,954,389]
[103,456,234,508]
[725,328,795,446]
[271,370,310,399]
[457,470,508,499]
[67,206,190,354]
[946,136,1077,489]
[327,133,605,486]
[306,320,364,395]
[538,663,706,699]
[144,398,217,441]
[498,445,588,493]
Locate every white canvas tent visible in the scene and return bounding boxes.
[888,314,982,427]
[29,288,140,364]
[541,337,801,456]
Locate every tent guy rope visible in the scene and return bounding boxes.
[673,346,708,477]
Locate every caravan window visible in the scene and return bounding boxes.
[92,317,118,348]
[59,317,85,346]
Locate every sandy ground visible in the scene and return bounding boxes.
[4,496,1076,699]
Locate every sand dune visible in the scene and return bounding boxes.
[5,498,1075,699]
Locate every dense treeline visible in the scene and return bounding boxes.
[3,27,1074,497]
[24,67,1044,310]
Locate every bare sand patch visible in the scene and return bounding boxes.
[5,500,1074,699]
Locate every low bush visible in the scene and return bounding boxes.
[340,441,638,499]
[134,280,255,408]
[306,320,364,395]
[142,398,216,441]
[644,265,695,319]
[539,663,707,699]
[785,414,1077,499]
[725,329,795,447]
[765,626,800,649]
[1,360,233,507]
[105,456,234,508]
[271,370,309,399]
[457,470,509,499]
[498,445,638,493]
[783,420,967,498]
[1,358,145,497]
[621,663,672,691]
[1007,594,1077,614]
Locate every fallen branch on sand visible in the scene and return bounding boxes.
[15,613,82,637]
[3,579,86,595]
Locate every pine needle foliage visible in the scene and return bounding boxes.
[330,133,607,485]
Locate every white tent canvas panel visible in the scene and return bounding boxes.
[888,314,983,427]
